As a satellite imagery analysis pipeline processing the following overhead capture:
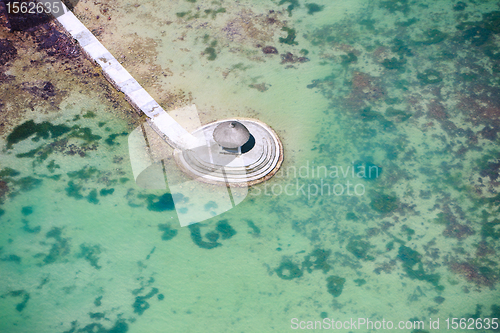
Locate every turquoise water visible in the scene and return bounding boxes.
[1,0,500,332]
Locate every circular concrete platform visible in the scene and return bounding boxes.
[173,118,283,186]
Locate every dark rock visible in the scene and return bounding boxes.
[0,39,17,65]
[262,46,278,54]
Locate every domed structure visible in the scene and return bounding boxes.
[213,121,250,149]
[174,118,283,186]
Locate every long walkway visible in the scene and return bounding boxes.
[52,1,199,150]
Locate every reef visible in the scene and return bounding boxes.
[63,319,128,333]
[158,224,178,241]
[104,132,127,145]
[417,69,442,85]
[398,246,442,289]
[381,57,406,71]
[481,219,500,240]
[326,276,345,297]
[246,220,261,236]
[341,52,358,66]
[262,46,278,54]
[275,260,303,280]
[1,290,30,312]
[279,27,298,45]
[280,52,309,65]
[369,191,398,214]
[215,220,237,239]
[449,261,498,288]
[6,120,71,149]
[21,206,33,216]
[38,227,70,265]
[139,193,175,212]
[305,4,324,15]
[22,219,41,233]
[302,248,331,273]
[203,47,217,61]
[278,0,299,16]
[77,244,102,269]
[133,287,159,315]
[443,222,475,240]
[188,224,222,249]
[0,39,17,65]
[346,239,374,260]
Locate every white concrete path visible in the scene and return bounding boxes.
[47,0,200,150]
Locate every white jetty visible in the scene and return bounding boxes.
[49,0,283,186]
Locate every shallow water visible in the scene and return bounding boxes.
[1,0,500,332]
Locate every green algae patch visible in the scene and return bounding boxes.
[379,0,410,14]
[158,223,178,241]
[139,193,175,211]
[359,107,396,131]
[133,288,159,315]
[381,57,406,71]
[21,206,33,216]
[346,239,374,260]
[398,245,442,288]
[94,296,103,306]
[63,319,128,333]
[188,224,221,249]
[305,3,324,15]
[65,181,83,199]
[89,312,105,320]
[22,219,41,234]
[6,120,71,149]
[204,201,217,211]
[216,220,236,239]
[6,290,30,312]
[47,160,60,173]
[176,11,191,18]
[41,227,70,265]
[481,219,500,240]
[0,167,20,177]
[415,29,447,45]
[68,126,101,143]
[99,188,114,196]
[203,7,226,19]
[326,275,345,297]
[105,132,128,145]
[87,189,99,204]
[279,27,298,45]
[246,220,261,236]
[302,248,331,273]
[483,11,500,33]
[1,254,21,263]
[203,47,217,61]
[77,243,102,269]
[463,27,492,47]
[354,278,366,286]
[417,69,442,85]
[385,107,412,121]
[275,260,303,280]
[205,231,219,242]
[279,0,299,17]
[369,191,398,213]
[396,18,418,27]
[82,111,96,118]
[341,52,357,66]
[354,161,382,180]
[14,177,42,192]
[68,166,99,180]
[346,212,358,221]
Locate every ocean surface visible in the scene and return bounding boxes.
[1,0,500,332]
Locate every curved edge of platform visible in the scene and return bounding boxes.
[173,117,284,187]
